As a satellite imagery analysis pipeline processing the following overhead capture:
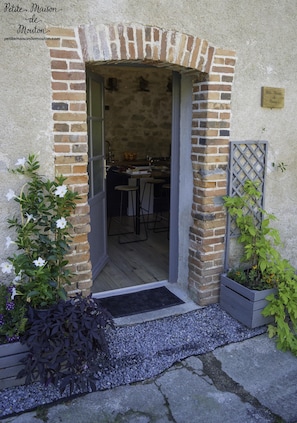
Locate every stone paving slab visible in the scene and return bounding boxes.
[214,335,297,423]
[2,363,274,423]
[2,334,297,423]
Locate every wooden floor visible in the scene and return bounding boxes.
[92,216,169,293]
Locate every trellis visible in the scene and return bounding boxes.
[224,141,268,270]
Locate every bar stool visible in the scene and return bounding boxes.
[108,184,147,244]
[141,178,165,230]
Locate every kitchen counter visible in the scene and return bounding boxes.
[108,157,171,168]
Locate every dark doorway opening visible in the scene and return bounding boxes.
[87,64,178,294]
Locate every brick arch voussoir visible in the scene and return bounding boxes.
[79,24,214,74]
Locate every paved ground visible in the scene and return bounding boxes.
[2,334,297,423]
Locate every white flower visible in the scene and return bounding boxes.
[5,236,14,249]
[56,217,67,229]
[11,287,17,300]
[15,157,26,167]
[0,262,14,274]
[6,189,15,201]
[54,185,67,198]
[25,213,35,223]
[33,257,46,267]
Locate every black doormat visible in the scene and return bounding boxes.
[96,286,184,318]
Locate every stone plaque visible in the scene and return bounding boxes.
[261,86,285,108]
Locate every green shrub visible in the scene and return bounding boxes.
[224,180,297,355]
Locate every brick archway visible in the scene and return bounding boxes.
[46,24,236,305]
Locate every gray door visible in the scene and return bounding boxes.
[168,72,180,283]
[87,71,108,279]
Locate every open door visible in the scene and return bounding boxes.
[168,71,180,283]
[87,70,108,279]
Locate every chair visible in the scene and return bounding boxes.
[108,184,147,244]
[140,178,166,230]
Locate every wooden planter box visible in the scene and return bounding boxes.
[220,273,276,329]
[0,341,28,389]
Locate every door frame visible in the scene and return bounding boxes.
[168,71,180,283]
[88,66,193,290]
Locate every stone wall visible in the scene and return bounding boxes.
[88,66,172,161]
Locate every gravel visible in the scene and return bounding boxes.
[0,304,267,418]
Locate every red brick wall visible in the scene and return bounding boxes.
[46,24,236,304]
[190,51,235,304]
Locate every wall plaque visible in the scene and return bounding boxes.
[261,87,285,109]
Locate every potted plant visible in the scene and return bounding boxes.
[17,294,114,394]
[0,153,80,388]
[0,154,115,390]
[1,153,80,309]
[221,180,297,355]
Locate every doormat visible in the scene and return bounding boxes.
[96,286,184,318]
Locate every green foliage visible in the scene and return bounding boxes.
[1,154,80,309]
[18,295,114,394]
[272,161,287,172]
[224,180,297,355]
[223,180,282,289]
[262,268,297,355]
[0,284,28,343]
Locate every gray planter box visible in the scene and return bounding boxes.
[220,273,276,329]
[0,341,28,389]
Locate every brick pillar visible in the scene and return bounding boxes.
[188,49,236,305]
[47,28,92,296]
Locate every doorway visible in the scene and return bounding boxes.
[87,64,181,294]
[48,23,235,305]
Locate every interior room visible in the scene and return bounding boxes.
[88,64,173,293]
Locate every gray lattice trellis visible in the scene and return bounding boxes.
[224,141,268,270]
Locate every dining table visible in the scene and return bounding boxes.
[111,166,151,235]
[110,165,170,235]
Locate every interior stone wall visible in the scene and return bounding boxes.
[88,66,172,161]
